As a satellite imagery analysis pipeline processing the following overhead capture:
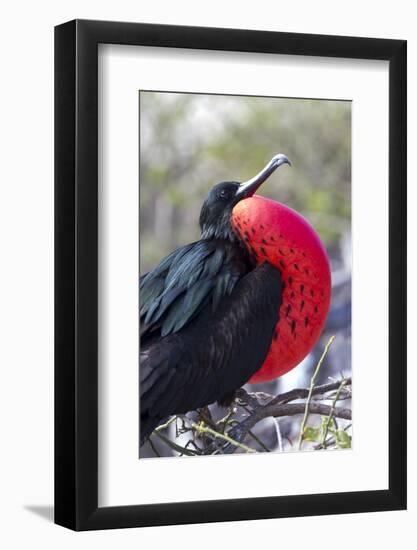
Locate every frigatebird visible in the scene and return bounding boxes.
[140,154,331,444]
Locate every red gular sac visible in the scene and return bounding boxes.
[231,195,331,383]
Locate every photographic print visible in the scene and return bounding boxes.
[139,91,351,458]
[55,21,406,529]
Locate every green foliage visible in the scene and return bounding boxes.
[302,417,351,449]
[302,426,322,442]
[334,429,352,449]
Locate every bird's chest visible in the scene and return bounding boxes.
[231,197,331,383]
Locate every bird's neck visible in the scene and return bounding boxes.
[200,227,257,272]
[200,216,237,242]
[200,214,258,269]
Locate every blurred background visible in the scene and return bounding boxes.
[139,91,351,457]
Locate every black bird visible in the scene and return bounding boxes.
[140,154,290,444]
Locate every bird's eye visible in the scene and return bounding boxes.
[219,189,229,200]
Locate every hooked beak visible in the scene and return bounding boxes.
[235,153,291,199]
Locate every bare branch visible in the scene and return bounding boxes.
[265,376,352,406]
[220,400,351,454]
[191,421,256,453]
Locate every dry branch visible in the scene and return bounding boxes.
[221,390,351,454]
[150,374,352,456]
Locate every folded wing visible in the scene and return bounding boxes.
[140,258,282,444]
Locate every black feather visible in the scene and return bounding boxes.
[140,261,282,445]
[140,239,251,339]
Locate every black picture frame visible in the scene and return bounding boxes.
[55,19,407,531]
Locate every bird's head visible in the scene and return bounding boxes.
[199,153,291,240]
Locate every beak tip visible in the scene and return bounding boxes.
[274,153,291,168]
[236,153,291,198]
